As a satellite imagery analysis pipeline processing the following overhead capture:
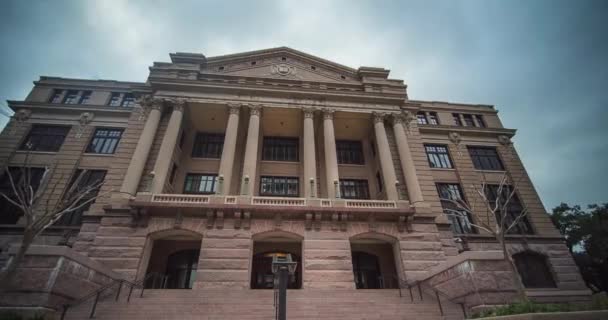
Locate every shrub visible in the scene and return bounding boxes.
[471,298,608,318]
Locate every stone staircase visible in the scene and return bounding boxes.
[63,288,465,320]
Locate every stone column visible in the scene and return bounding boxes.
[372,112,399,200]
[303,108,317,198]
[119,98,163,196]
[323,109,340,198]
[392,114,424,204]
[218,104,241,195]
[240,105,262,195]
[150,99,185,194]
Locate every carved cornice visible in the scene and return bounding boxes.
[498,135,512,146]
[13,109,31,122]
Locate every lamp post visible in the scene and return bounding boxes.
[272,254,297,320]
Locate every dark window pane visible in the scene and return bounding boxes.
[425,144,453,169]
[121,93,135,108]
[56,169,106,226]
[336,140,364,165]
[436,183,475,234]
[86,128,123,154]
[0,167,47,224]
[416,112,428,125]
[184,173,217,194]
[262,137,299,162]
[453,113,463,126]
[192,133,224,158]
[474,115,486,128]
[63,90,79,104]
[340,179,370,199]
[485,184,533,234]
[108,92,122,106]
[20,125,70,152]
[428,112,439,125]
[514,252,556,288]
[49,89,63,103]
[468,146,504,170]
[463,114,475,127]
[260,176,299,197]
[79,91,92,104]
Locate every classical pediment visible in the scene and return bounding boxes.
[203,47,359,83]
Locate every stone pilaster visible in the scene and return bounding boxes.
[240,104,262,195]
[218,103,241,195]
[150,99,185,194]
[372,112,399,200]
[392,113,424,204]
[119,97,163,197]
[322,108,340,198]
[303,107,317,198]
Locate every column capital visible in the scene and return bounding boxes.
[168,98,187,112]
[227,103,241,115]
[322,108,335,120]
[372,112,387,124]
[303,107,316,119]
[391,113,405,125]
[248,104,263,116]
[150,98,164,111]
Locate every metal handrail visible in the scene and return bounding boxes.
[60,272,163,320]
[398,277,468,318]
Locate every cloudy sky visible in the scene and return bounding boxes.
[0,0,606,210]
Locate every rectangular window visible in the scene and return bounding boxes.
[462,114,475,127]
[453,113,463,126]
[86,128,123,154]
[0,167,47,224]
[192,133,224,158]
[260,176,299,197]
[20,125,70,152]
[262,137,299,162]
[416,112,428,125]
[436,183,475,234]
[428,112,439,125]
[184,173,217,194]
[79,91,92,104]
[336,140,364,165]
[62,90,79,104]
[339,179,370,199]
[474,115,486,128]
[108,92,122,107]
[468,146,504,170]
[425,144,453,169]
[56,169,106,226]
[486,184,533,234]
[121,93,136,108]
[49,89,63,104]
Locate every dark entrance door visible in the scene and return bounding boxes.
[165,249,200,289]
[251,252,301,289]
[352,251,382,289]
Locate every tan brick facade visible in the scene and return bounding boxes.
[0,47,589,319]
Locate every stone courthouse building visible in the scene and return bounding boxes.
[0,47,590,319]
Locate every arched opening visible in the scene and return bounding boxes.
[513,251,557,288]
[350,233,401,289]
[143,230,202,289]
[251,231,302,289]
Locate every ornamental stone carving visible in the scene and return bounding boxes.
[75,112,95,138]
[303,107,316,118]
[170,98,187,112]
[448,132,462,145]
[249,104,263,116]
[227,103,241,115]
[498,135,512,146]
[270,64,297,76]
[9,109,31,135]
[372,112,386,124]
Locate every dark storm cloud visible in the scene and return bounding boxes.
[0,0,606,209]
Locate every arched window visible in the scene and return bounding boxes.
[513,251,556,288]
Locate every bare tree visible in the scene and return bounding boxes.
[439,136,530,301]
[0,152,107,289]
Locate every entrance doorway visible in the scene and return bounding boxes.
[250,233,302,289]
[350,236,400,289]
[144,236,201,289]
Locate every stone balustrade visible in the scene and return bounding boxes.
[344,199,397,209]
[151,194,211,204]
[251,196,307,206]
